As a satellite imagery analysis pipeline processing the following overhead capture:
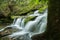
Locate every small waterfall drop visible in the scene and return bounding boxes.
[10,18,24,30]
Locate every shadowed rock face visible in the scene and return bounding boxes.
[31,33,46,40]
[0,12,6,18]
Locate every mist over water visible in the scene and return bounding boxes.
[0,9,47,40]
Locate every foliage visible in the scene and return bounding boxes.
[0,0,48,16]
[0,0,48,24]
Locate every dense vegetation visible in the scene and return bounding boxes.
[0,0,48,24]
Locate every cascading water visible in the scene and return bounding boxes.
[25,9,47,37]
[0,9,47,40]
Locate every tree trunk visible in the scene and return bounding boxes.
[47,0,60,40]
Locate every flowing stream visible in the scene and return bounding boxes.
[0,9,47,40]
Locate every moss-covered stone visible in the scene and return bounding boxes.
[27,12,34,15]
[24,16,37,24]
[11,16,21,19]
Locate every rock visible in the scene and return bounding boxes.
[24,16,37,24]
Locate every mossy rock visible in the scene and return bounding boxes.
[27,12,34,15]
[11,16,21,19]
[24,16,37,24]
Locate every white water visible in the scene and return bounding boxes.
[29,10,41,16]
[0,9,47,40]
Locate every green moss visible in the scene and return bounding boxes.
[39,5,48,13]
[24,16,37,24]
[38,0,48,13]
[27,12,34,15]
[11,16,21,19]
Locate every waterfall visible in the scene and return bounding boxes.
[25,9,47,37]
[0,9,47,40]
[9,18,24,30]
